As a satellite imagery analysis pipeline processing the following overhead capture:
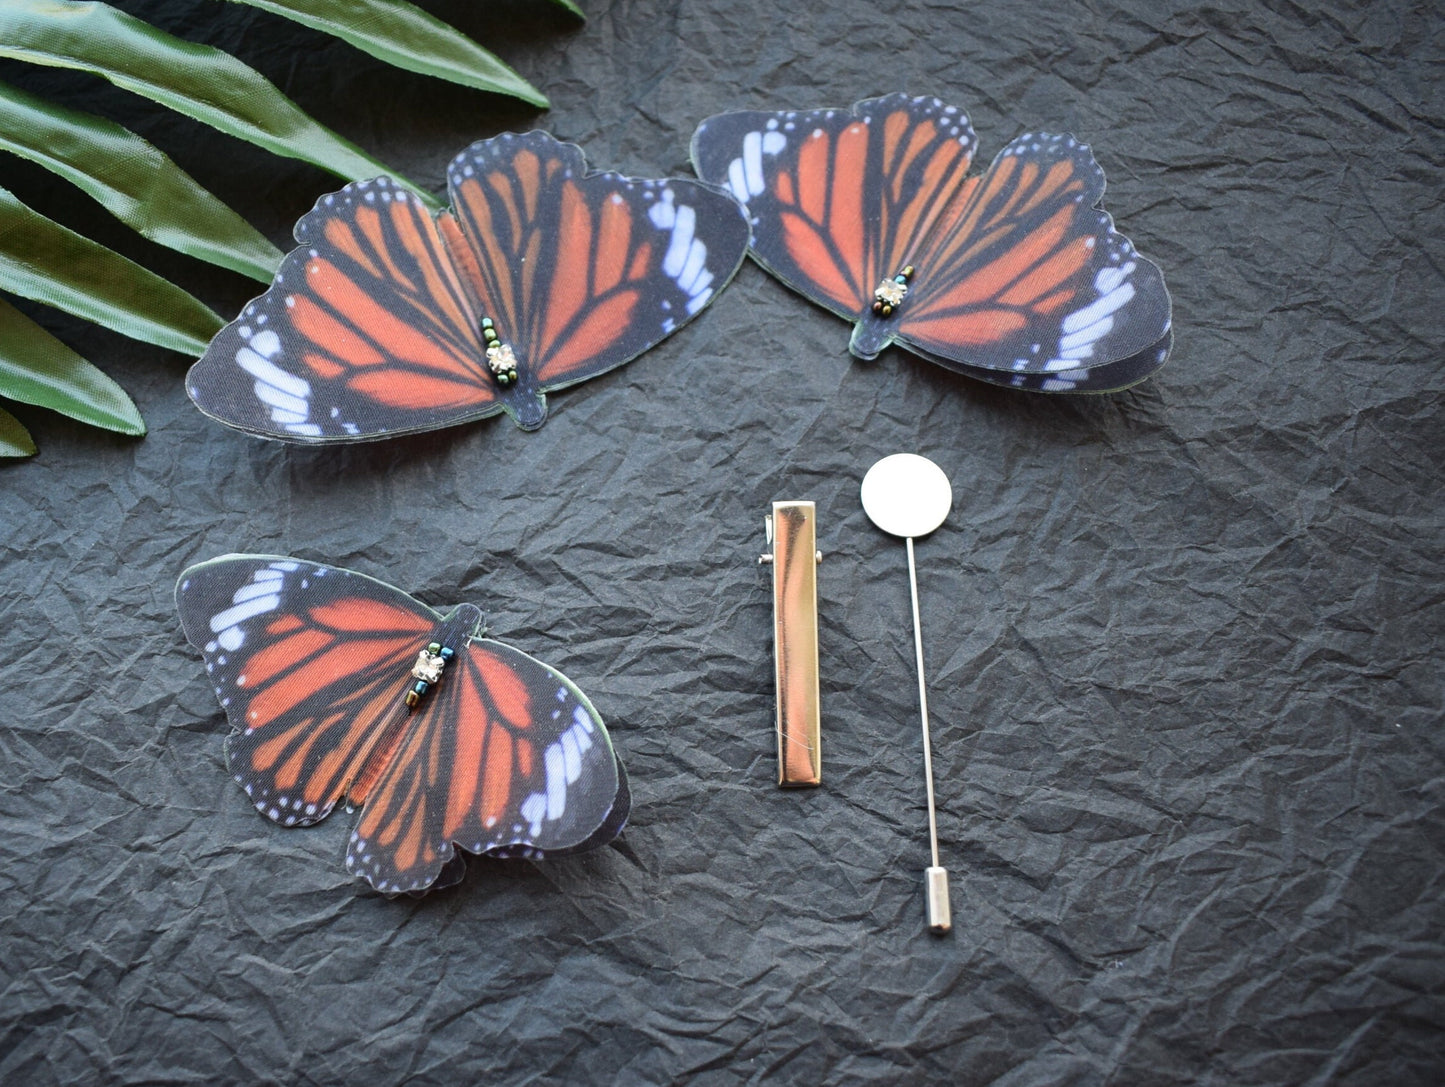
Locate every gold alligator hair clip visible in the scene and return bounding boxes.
[760,501,823,787]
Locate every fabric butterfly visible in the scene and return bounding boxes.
[177,555,628,895]
[187,131,750,440]
[691,93,1173,393]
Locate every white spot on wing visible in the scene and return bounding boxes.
[521,793,546,837]
[569,721,593,755]
[209,595,280,633]
[742,131,765,197]
[647,194,676,229]
[231,579,280,604]
[1043,262,1140,371]
[237,348,309,400]
[573,705,594,734]
[1058,316,1115,357]
[662,204,696,277]
[251,330,281,359]
[678,240,708,293]
[544,743,567,821]
[1062,273,1137,335]
[561,731,582,784]
[252,382,308,417]
[726,158,749,204]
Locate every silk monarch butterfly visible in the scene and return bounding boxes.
[186,131,751,441]
[176,555,629,895]
[691,93,1173,393]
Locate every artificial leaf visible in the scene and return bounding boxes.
[224,0,550,108]
[0,79,283,282]
[0,404,37,457]
[0,297,146,436]
[0,0,437,207]
[0,185,223,357]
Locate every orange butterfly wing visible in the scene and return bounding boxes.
[691,94,978,327]
[443,131,751,429]
[186,178,499,442]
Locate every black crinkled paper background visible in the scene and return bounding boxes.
[1,1,1441,1083]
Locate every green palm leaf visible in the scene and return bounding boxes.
[225,0,553,108]
[0,297,145,437]
[0,404,38,457]
[0,79,283,282]
[0,0,437,207]
[0,185,223,356]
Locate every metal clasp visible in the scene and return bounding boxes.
[760,500,822,787]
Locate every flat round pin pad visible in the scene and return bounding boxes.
[860,454,953,539]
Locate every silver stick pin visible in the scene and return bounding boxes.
[861,453,955,934]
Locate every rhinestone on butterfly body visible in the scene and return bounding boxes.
[872,265,915,317]
[405,642,455,708]
[479,317,519,386]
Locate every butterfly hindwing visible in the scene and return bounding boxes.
[177,555,626,894]
[186,178,500,442]
[443,131,752,429]
[918,328,1175,394]
[692,94,1173,392]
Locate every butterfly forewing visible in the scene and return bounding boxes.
[691,94,978,325]
[444,131,752,429]
[346,639,622,894]
[177,556,441,826]
[186,178,500,442]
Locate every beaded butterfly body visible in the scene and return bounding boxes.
[691,93,1173,393]
[187,130,751,440]
[177,555,628,895]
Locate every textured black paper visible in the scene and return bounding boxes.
[1,1,1441,1084]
